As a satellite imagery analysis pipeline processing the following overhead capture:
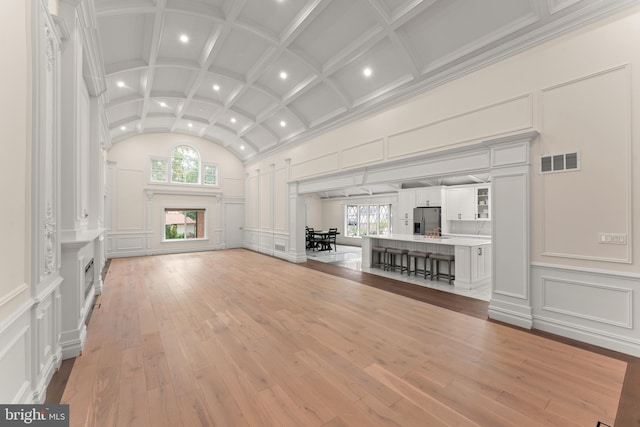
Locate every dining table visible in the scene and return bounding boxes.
[308,230,340,251]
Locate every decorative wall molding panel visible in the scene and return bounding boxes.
[540,64,632,263]
[30,279,62,403]
[244,229,302,263]
[388,94,533,159]
[296,146,492,196]
[25,0,65,405]
[532,263,640,356]
[0,303,31,403]
[106,232,149,258]
[291,152,341,180]
[483,133,537,328]
[342,139,385,170]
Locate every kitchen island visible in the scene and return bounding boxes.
[362,233,491,289]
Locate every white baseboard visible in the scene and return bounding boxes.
[534,316,640,357]
[60,325,87,360]
[488,307,534,329]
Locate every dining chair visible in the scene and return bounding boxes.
[327,228,338,251]
[306,227,317,250]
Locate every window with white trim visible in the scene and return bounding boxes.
[345,204,391,237]
[203,163,218,186]
[164,208,206,240]
[150,158,168,182]
[171,145,200,184]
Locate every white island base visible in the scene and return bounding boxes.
[362,234,492,289]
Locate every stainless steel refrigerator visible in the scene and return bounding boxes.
[413,207,441,235]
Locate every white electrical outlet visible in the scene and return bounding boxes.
[599,233,627,245]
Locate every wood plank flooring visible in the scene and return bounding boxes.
[59,249,629,426]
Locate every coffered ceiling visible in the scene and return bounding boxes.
[96,0,636,161]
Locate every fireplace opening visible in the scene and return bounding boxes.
[84,258,94,299]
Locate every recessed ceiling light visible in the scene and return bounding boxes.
[159,102,167,107]
[120,126,126,131]
[280,120,286,128]
[363,67,372,77]
[179,34,189,43]
[212,84,220,91]
[188,123,193,128]
[240,145,245,150]
[231,117,237,123]
[279,71,288,80]
[116,81,125,88]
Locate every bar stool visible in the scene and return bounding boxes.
[430,253,455,284]
[386,248,409,274]
[407,250,431,278]
[371,246,388,270]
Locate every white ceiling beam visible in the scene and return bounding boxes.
[138,0,167,133]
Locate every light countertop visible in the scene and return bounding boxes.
[364,233,491,247]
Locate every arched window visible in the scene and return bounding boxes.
[171,145,200,184]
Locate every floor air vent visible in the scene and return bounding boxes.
[540,152,579,174]
[275,244,286,251]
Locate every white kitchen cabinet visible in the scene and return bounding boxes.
[471,244,492,283]
[453,243,492,289]
[446,184,491,221]
[415,187,443,207]
[396,189,415,233]
[446,187,475,220]
[476,186,490,220]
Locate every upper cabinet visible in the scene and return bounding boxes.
[446,187,476,220]
[446,184,490,221]
[476,186,490,220]
[415,187,443,207]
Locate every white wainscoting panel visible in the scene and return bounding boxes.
[0,302,31,403]
[244,229,301,263]
[532,263,640,356]
[107,232,149,258]
[541,276,632,328]
[31,279,62,403]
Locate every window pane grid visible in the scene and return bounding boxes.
[151,159,167,182]
[203,164,217,185]
[345,204,391,237]
[171,145,200,184]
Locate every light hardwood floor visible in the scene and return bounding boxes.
[61,249,626,426]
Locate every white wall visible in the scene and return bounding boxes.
[244,7,640,355]
[0,0,33,404]
[0,0,31,330]
[0,0,73,403]
[106,133,245,257]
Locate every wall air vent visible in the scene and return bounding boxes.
[540,151,580,174]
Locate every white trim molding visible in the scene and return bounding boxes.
[0,301,32,403]
[532,263,640,357]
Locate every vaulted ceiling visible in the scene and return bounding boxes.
[96,0,636,162]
